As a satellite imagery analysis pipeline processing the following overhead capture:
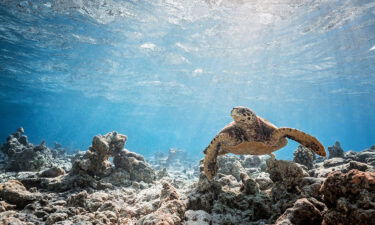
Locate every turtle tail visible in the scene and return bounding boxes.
[272,128,326,157]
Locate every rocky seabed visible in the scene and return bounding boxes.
[0,128,374,225]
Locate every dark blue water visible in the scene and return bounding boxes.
[1,0,374,159]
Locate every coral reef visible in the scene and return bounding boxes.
[0,130,374,225]
[0,130,191,224]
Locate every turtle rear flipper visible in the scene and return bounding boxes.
[272,128,326,157]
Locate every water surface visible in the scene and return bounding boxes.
[1,0,374,159]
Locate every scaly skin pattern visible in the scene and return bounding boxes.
[203,106,326,180]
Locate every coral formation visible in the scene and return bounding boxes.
[293,144,315,169]
[0,128,72,172]
[267,156,308,190]
[328,141,345,159]
[72,131,128,177]
[187,157,273,224]
[113,149,155,183]
[346,146,375,166]
[42,132,156,192]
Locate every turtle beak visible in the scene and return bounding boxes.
[231,107,237,116]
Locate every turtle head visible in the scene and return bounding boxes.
[231,106,257,124]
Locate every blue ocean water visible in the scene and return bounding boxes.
[0,0,374,160]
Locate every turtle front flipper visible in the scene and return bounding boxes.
[203,133,230,180]
[272,128,326,157]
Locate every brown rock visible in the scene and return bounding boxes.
[348,161,369,171]
[267,157,308,190]
[321,169,375,205]
[321,169,375,225]
[0,201,16,212]
[240,172,259,194]
[275,198,326,225]
[137,183,186,225]
[0,180,41,208]
[40,166,66,178]
[161,183,179,202]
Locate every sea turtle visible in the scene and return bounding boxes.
[203,106,326,180]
